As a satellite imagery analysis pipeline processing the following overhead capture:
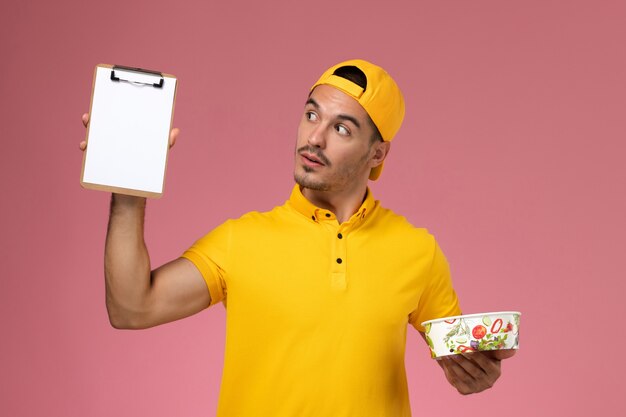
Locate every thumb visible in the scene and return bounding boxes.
[169,128,180,148]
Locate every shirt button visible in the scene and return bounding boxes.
[336,258,343,264]
[337,233,343,239]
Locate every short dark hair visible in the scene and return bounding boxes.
[333,66,383,144]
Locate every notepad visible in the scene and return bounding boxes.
[80,64,177,198]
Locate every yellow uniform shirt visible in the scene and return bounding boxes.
[182,185,461,417]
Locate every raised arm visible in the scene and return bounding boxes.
[104,194,211,329]
[82,114,211,329]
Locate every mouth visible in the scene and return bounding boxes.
[299,151,326,167]
[300,152,324,165]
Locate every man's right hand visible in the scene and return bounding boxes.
[79,112,180,150]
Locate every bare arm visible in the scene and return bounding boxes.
[82,114,211,329]
[104,195,211,329]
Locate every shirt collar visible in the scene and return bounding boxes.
[287,184,376,224]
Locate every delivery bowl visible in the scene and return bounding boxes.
[421,311,521,359]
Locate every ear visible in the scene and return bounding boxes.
[369,141,391,169]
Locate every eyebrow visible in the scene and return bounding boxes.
[305,98,362,129]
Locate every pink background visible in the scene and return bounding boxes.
[1,1,624,416]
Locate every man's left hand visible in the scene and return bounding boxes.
[438,349,516,395]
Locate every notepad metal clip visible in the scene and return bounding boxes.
[111,65,164,88]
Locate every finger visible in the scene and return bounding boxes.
[82,113,90,127]
[459,352,501,389]
[79,141,87,151]
[169,127,180,148]
[440,357,476,394]
[450,353,489,378]
[488,349,517,360]
[460,352,502,377]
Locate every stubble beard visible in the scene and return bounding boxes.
[294,167,332,191]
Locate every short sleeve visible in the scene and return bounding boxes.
[181,221,231,307]
[408,240,462,332]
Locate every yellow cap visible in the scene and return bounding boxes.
[311,59,405,180]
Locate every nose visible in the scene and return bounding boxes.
[307,123,326,148]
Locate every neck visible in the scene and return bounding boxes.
[301,184,368,223]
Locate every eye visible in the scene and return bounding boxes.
[335,124,350,136]
[305,111,318,121]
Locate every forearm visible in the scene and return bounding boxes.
[104,193,152,328]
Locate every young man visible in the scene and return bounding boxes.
[81,59,514,416]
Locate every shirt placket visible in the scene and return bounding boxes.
[315,207,367,292]
[331,222,348,291]
[313,208,347,291]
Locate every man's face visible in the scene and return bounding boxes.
[294,84,382,193]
